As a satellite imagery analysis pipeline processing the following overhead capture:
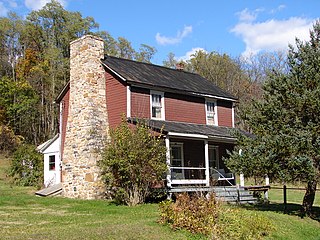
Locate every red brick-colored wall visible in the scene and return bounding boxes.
[105,72,127,129]
[131,86,150,118]
[217,101,233,127]
[61,90,70,157]
[165,93,206,124]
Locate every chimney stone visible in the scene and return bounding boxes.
[62,35,109,199]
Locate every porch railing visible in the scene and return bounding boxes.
[210,168,234,186]
[169,167,235,186]
[170,167,206,185]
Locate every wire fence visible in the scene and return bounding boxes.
[268,185,320,209]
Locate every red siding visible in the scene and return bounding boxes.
[165,93,206,124]
[217,101,233,127]
[61,90,70,157]
[131,87,150,118]
[105,72,127,129]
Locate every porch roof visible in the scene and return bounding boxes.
[128,118,243,142]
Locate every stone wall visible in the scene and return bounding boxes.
[62,35,109,199]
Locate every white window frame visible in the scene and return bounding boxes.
[205,99,218,126]
[150,90,165,120]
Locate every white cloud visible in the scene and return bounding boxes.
[0,2,8,16]
[237,8,257,22]
[270,4,286,14]
[176,47,207,62]
[24,0,66,10]
[156,25,193,45]
[231,10,314,57]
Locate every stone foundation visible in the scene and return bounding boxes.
[62,35,109,199]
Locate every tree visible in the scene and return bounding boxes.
[99,119,167,206]
[226,22,320,215]
[8,144,43,187]
[135,44,157,63]
[162,52,178,68]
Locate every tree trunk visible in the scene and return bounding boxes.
[301,180,317,216]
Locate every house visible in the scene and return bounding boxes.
[46,35,239,199]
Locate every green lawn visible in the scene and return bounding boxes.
[1,155,320,240]
[0,155,202,240]
[268,186,320,206]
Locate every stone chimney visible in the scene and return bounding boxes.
[175,62,185,71]
[62,35,109,199]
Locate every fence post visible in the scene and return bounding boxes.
[236,184,240,204]
[283,184,287,213]
[240,173,244,187]
[264,175,269,201]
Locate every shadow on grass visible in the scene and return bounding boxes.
[240,202,320,222]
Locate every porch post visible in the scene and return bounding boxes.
[165,136,171,188]
[204,140,210,186]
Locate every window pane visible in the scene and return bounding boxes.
[151,94,162,118]
[207,102,215,125]
[152,107,161,118]
[49,155,55,171]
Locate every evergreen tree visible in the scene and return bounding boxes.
[226,22,320,215]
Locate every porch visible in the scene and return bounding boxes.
[165,135,236,188]
[127,118,239,188]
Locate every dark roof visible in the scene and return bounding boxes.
[102,56,237,100]
[55,82,70,103]
[128,118,237,142]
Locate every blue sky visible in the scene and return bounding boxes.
[0,0,319,64]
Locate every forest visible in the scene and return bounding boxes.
[0,0,287,150]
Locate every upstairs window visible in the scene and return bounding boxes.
[206,100,217,125]
[150,91,164,120]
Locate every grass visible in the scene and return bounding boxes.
[1,154,320,239]
[0,154,202,240]
[236,175,320,206]
[268,185,320,206]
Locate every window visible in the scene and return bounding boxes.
[206,100,217,125]
[150,91,164,120]
[49,155,55,171]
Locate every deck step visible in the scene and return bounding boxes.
[35,183,62,197]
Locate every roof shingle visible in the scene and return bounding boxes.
[102,56,237,100]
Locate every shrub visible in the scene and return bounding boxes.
[0,125,22,152]
[159,193,275,239]
[216,206,274,240]
[8,144,43,187]
[100,119,167,206]
[159,193,219,236]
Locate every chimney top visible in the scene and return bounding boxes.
[176,62,185,71]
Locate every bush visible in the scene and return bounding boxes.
[216,206,274,240]
[100,119,167,206]
[0,125,22,152]
[159,193,219,236]
[8,144,43,187]
[159,193,274,239]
